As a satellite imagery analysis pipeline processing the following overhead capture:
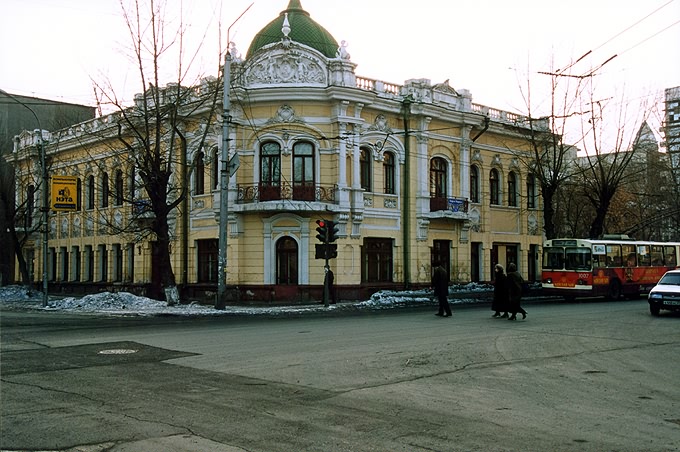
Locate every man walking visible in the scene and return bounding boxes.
[432,260,452,317]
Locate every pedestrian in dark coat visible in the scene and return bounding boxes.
[492,264,509,318]
[432,260,452,317]
[507,263,527,320]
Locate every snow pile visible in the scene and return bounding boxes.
[45,291,220,315]
[0,285,45,301]
[0,282,495,316]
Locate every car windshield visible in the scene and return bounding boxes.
[658,273,680,285]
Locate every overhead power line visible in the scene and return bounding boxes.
[555,0,678,74]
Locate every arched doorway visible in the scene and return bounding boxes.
[276,236,298,285]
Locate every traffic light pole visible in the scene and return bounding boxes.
[316,219,337,307]
[323,258,330,307]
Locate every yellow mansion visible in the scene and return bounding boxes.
[11,0,544,303]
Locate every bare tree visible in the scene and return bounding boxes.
[88,0,223,302]
[576,88,649,239]
[513,63,587,240]
[2,133,47,287]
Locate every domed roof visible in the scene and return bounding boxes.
[246,0,339,59]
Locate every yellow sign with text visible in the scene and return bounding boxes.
[51,175,79,211]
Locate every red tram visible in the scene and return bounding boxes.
[541,238,680,300]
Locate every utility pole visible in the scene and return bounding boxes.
[216,4,253,310]
[39,128,48,308]
[215,47,231,310]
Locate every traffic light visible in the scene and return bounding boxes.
[316,219,328,243]
[327,243,338,259]
[327,220,339,243]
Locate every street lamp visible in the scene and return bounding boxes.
[0,89,49,306]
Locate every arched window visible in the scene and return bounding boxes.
[87,175,95,210]
[430,157,447,211]
[276,236,298,285]
[507,171,517,207]
[212,147,219,190]
[430,157,447,198]
[470,165,479,203]
[27,185,35,225]
[383,152,395,195]
[527,174,536,208]
[114,170,124,206]
[76,178,82,211]
[128,166,136,201]
[260,142,281,201]
[360,147,371,191]
[101,172,109,208]
[293,141,315,201]
[489,168,500,205]
[194,152,205,195]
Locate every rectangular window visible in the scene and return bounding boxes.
[49,247,56,281]
[72,246,80,281]
[98,244,108,282]
[361,238,393,282]
[127,243,135,282]
[60,247,69,281]
[197,239,218,283]
[112,243,122,282]
[85,245,94,281]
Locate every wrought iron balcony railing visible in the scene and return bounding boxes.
[237,182,337,204]
[430,195,469,213]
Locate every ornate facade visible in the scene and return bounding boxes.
[11,0,545,303]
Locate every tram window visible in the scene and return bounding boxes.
[622,245,636,267]
[606,245,622,267]
[565,248,591,270]
[637,245,651,267]
[651,246,664,266]
[593,254,606,268]
[664,246,677,266]
[543,249,564,269]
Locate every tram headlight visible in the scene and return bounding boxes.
[544,277,553,284]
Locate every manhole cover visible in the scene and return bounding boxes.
[98,349,139,355]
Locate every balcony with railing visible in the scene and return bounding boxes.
[237,182,337,205]
[429,195,469,219]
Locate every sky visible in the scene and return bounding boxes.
[1,0,679,141]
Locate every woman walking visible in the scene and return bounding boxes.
[507,263,527,320]
[492,264,509,318]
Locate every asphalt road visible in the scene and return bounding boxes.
[1,299,679,452]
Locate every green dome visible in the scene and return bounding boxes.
[246,0,339,59]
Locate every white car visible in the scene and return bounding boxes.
[648,269,680,316]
